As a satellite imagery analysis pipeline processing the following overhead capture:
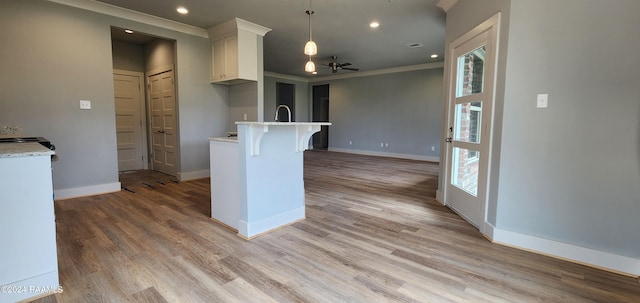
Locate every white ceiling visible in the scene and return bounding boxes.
[101,0,446,78]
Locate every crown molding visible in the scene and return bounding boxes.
[47,0,208,38]
[266,62,444,83]
[264,72,310,83]
[308,61,444,83]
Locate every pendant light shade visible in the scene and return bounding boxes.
[304,1,317,56]
[305,59,316,72]
[304,40,317,56]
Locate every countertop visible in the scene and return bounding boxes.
[209,137,238,143]
[0,142,55,158]
[235,121,332,126]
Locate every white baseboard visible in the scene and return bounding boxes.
[237,207,305,239]
[489,226,640,277]
[178,169,209,181]
[435,190,444,205]
[53,182,121,200]
[4,270,60,303]
[328,147,439,162]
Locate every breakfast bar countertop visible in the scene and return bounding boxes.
[0,142,55,158]
[209,137,239,143]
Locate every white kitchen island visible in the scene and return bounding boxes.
[209,121,330,239]
[0,143,59,303]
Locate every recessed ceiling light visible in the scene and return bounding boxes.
[430,54,438,58]
[369,21,380,28]
[124,29,134,34]
[176,6,189,14]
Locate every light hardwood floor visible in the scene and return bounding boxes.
[33,151,639,302]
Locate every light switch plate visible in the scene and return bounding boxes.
[536,94,548,108]
[80,100,91,110]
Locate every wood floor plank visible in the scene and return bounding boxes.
[29,150,640,303]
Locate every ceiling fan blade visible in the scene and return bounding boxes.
[339,62,352,67]
[342,67,359,71]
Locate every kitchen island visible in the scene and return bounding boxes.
[0,143,59,303]
[209,121,330,239]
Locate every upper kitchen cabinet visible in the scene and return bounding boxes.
[208,18,271,85]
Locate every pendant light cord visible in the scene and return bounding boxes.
[307,0,313,42]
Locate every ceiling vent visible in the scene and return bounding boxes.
[407,42,423,48]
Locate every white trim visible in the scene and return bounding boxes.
[309,62,445,83]
[265,62,444,83]
[490,227,640,277]
[177,169,209,181]
[329,147,439,162]
[237,207,305,239]
[435,190,444,205]
[264,72,309,83]
[46,0,208,38]
[54,182,121,200]
[442,13,501,234]
[3,270,59,303]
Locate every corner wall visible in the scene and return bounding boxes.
[0,0,228,196]
[445,0,640,275]
[325,68,443,161]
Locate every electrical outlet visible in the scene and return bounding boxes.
[536,94,548,108]
[80,100,91,110]
[380,142,384,147]
[384,143,389,148]
[349,140,353,145]
[431,145,435,152]
[243,113,247,120]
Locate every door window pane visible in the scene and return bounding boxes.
[454,101,482,144]
[456,46,486,97]
[451,147,479,196]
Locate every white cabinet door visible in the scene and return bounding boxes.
[211,36,238,82]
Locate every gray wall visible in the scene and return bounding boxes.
[112,40,144,72]
[446,0,640,259]
[0,0,228,191]
[324,68,443,159]
[144,39,174,71]
[228,82,258,131]
[264,75,310,123]
[498,0,640,259]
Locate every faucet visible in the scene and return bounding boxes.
[275,104,292,122]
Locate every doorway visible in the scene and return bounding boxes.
[312,84,329,150]
[443,14,500,231]
[111,28,179,178]
[276,82,295,122]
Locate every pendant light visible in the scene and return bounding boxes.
[305,56,316,73]
[304,0,317,56]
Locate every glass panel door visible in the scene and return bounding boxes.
[444,13,499,232]
[451,46,485,197]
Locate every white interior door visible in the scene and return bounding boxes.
[148,69,177,176]
[444,14,500,230]
[114,71,146,171]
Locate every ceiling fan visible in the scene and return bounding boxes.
[324,56,360,73]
